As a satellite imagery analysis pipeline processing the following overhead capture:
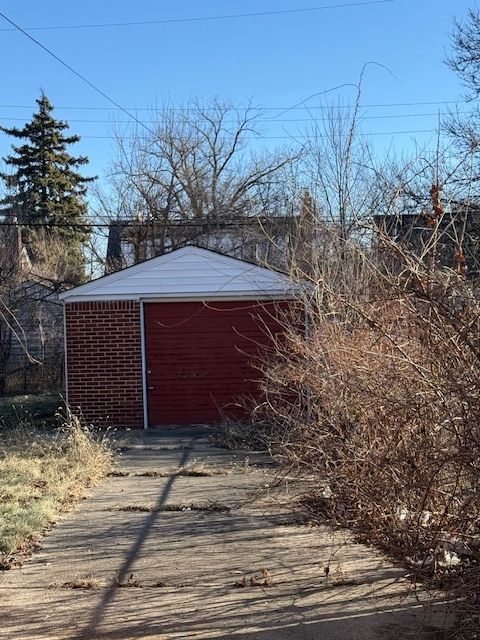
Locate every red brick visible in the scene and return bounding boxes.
[65,301,143,428]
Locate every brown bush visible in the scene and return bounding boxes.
[259,237,480,639]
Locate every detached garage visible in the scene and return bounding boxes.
[59,246,296,428]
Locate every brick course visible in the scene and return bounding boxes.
[65,301,144,428]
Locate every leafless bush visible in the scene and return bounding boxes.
[258,213,480,637]
[0,229,67,395]
[3,358,63,395]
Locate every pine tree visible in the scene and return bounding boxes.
[0,93,96,284]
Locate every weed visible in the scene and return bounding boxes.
[0,394,64,430]
[115,572,141,588]
[135,470,169,477]
[173,463,230,477]
[133,465,231,478]
[213,420,271,451]
[324,564,357,587]
[234,568,274,588]
[112,501,230,513]
[107,470,130,477]
[60,577,104,590]
[0,555,19,570]
[0,412,113,563]
[114,505,155,512]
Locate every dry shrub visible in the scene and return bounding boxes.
[213,418,273,451]
[260,239,480,638]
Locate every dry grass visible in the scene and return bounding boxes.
[114,572,142,588]
[213,420,271,451]
[58,573,168,590]
[134,469,167,477]
[0,412,113,561]
[60,577,105,590]
[113,504,156,512]
[112,501,230,513]
[129,464,231,478]
[174,463,230,477]
[107,469,130,477]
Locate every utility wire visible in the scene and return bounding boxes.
[0,100,465,112]
[5,209,475,230]
[0,11,157,137]
[0,111,472,125]
[32,129,440,140]
[0,1,395,32]
[0,220,291,228]
[0,130,442,140]
[0,222,108,228]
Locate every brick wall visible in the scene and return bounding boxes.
[65,301,144,428]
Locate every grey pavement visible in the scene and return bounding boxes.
[0,426,449,639]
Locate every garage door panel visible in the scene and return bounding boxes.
[145,301,284,426]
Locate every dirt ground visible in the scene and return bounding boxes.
[0,427,449,639]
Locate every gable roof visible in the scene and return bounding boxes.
[59,245,297,302]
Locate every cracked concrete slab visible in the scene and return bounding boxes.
[0,427,449,639]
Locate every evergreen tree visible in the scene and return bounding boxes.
[0,93,95,284]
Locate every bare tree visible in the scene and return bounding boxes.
[0,228,66,395]
[0,224,30,393]
[448,7,480,100]
[299,97,388,239]
[93,99,299,272]
[445,7,480,178]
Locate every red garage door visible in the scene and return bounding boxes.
[144,300,285,426]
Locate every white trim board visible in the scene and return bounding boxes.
[62,302,69,405]
[62,293,298,303]
[139,301,149,430]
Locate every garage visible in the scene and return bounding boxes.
[59,246,295,428]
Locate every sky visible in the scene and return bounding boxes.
[0,0,476,184]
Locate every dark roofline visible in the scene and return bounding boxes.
[107,214,297,229]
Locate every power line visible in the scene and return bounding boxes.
[271,129,439,138]
[0,100,466,112]
[0,221,104,228]
[0,220,287,229]
[0,10,453,160]
[0,110,472,125]
[0,130,441,142]
[31,129,438,140]
[262,110,471,123]
[0,1,395,32]
[0,11,157,137]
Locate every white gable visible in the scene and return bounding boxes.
[59,246,296,302]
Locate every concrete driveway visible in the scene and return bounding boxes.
[0,427,448,639]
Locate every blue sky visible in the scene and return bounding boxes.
[0,0,475,181]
